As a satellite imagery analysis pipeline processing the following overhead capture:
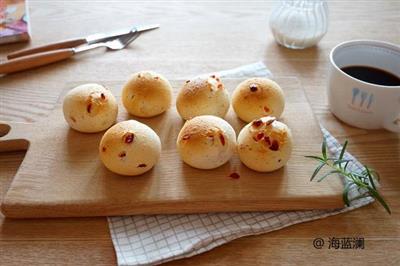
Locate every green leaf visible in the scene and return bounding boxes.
[310,163,325,181]
[351,172,367,183]
[364,166,377,190]
[343,183,351,207]
[351,172,370,188]
[326,157,337,161]
[317,170,341,182]
[339,140,348,160]
[344,161,350,171]
[333,159,352,166]
[304,155,325,163]
[322,138,327,160]
[368,168,380,181]
[366,186,391,214]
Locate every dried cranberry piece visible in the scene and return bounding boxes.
[229,173,240,179]
[249,84,258,92]
[219,133,225,146]
[252,119,263,127]
[269,140,279,151]
[86,103,92,113]
[124,133,135,144]
[255,132,264,141]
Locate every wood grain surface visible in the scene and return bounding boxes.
[1,78,343,218]
[0,0,399,265]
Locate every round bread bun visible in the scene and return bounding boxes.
[63,83,118,133]
[122,71,172,117]
[176,75,230,120]
[99,120,161,176]
[237,116,293,172]
[232,78,285,123]
[176,115,236,169]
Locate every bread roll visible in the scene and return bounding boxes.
[176,115,236,169]
[176,75,230,120]
[63,83,118,133]
[122,71,172,117]
[99,120,161,176]
[237,116,293,172]
[232,78,285,123]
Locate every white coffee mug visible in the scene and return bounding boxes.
[328,40,400,133]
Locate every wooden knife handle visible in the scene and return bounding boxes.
[0,49,75,74]
[7,38,86,59]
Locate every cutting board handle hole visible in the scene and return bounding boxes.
[0,122,31,152]
[0,123,10,137]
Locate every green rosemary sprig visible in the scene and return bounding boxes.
[305,139,391,214]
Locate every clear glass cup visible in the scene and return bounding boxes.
[269,0,329,49]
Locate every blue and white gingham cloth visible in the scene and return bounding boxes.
[108,62,374,266]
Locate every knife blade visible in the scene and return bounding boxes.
[86,24,160,44]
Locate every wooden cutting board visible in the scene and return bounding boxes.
[0,77,344,218]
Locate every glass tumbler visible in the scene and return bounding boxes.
[269,0,329,49]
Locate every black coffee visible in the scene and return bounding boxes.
[341,66,400,86]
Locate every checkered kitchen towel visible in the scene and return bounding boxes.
[108,62,375,266]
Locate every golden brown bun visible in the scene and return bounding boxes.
[62,83,118,133]
[176,76,230,120]
[176,115,236,169]
[232,78,285,123]
[237,116,293,172]
[122,71,172,117]
[99,120,161,176]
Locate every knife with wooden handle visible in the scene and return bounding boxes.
[6,24,159,59]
